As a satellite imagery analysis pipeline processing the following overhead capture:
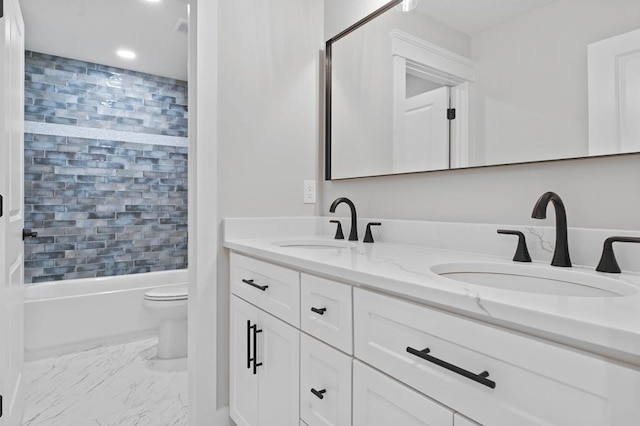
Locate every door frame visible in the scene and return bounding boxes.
[391,29,474,168]
[0,0,25,423]
[186,0,229,424]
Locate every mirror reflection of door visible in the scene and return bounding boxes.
[395,83,450,173]
[588,27,640,155]
[390,30,474,174]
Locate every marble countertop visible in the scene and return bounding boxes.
[224,227,640,366]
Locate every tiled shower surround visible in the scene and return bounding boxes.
[25,51,187,136]
[24,52,188,283]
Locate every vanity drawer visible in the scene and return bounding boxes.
[454,414,481,426]
[353,360,454,426]
[354,288,640,426]
[300,274,353,354]
[230,253,300,327]
[300,334,352,426]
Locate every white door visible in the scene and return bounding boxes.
[588,27,640,155]
[257,309,299,426]
[393,86,450,173]
[229,296,260,426]
[0,0,25,424]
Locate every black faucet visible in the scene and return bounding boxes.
[531,191,571,267]
[329,197,358,241]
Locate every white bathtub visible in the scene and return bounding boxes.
[24,270,188,360]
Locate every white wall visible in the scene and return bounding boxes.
[188,0,225,424]
[215,0,324,411]
[322,0,640,232]
[325,0,385,40]
[218,0,323,219]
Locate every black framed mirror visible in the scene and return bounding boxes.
[325,0,640,180]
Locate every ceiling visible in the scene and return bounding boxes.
[416,0,558,35]
[20,0,188,81]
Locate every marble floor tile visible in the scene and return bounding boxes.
[22,337,188,426]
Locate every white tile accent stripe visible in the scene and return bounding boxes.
[25,122,188,147]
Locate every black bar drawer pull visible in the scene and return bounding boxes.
[252,324,263,375]
[406,346,496,389]
[246,320,252,369]
[311,307,326,315]
[242,279,268,291]
[311,388,326,400]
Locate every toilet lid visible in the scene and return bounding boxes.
[144,284,188,301]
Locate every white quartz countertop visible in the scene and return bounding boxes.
[224,231,640,366]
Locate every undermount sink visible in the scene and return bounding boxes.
[431,262,638,297]
[271,239,356,250]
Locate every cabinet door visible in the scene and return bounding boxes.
[258,309,300,426]
[353,360,454,426]
[230,296,260,426]
[300,334,352,426]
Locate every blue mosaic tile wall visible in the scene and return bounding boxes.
[24,52,188,283]
[25,51,188,137]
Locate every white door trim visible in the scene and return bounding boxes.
[391,29,474,169]
[0,0,26,424]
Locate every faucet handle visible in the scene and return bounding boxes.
[596,236,640,273]
[364,222,382,243]
[330,220,345,240]
[497,229,532,263]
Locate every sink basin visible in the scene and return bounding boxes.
[431,262,638,297]
[272,239,356,250]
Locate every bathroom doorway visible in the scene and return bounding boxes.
[16,0,191,423]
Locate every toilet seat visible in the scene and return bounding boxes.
[144,284,188,302]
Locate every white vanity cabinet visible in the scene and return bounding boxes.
[230,253,301,426]
[453,414,481,426]
[354,287,640,426]
[230,295,300,426]
[230,254,352,426]
[353,360,455,426]
[229,251,640,426]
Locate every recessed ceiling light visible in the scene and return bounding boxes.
[116,49,137,60]
[145,0,162,3]
[395,0,417,12]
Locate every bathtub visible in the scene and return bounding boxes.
[24,270,188,361]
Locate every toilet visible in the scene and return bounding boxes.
[142,284,188,359]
